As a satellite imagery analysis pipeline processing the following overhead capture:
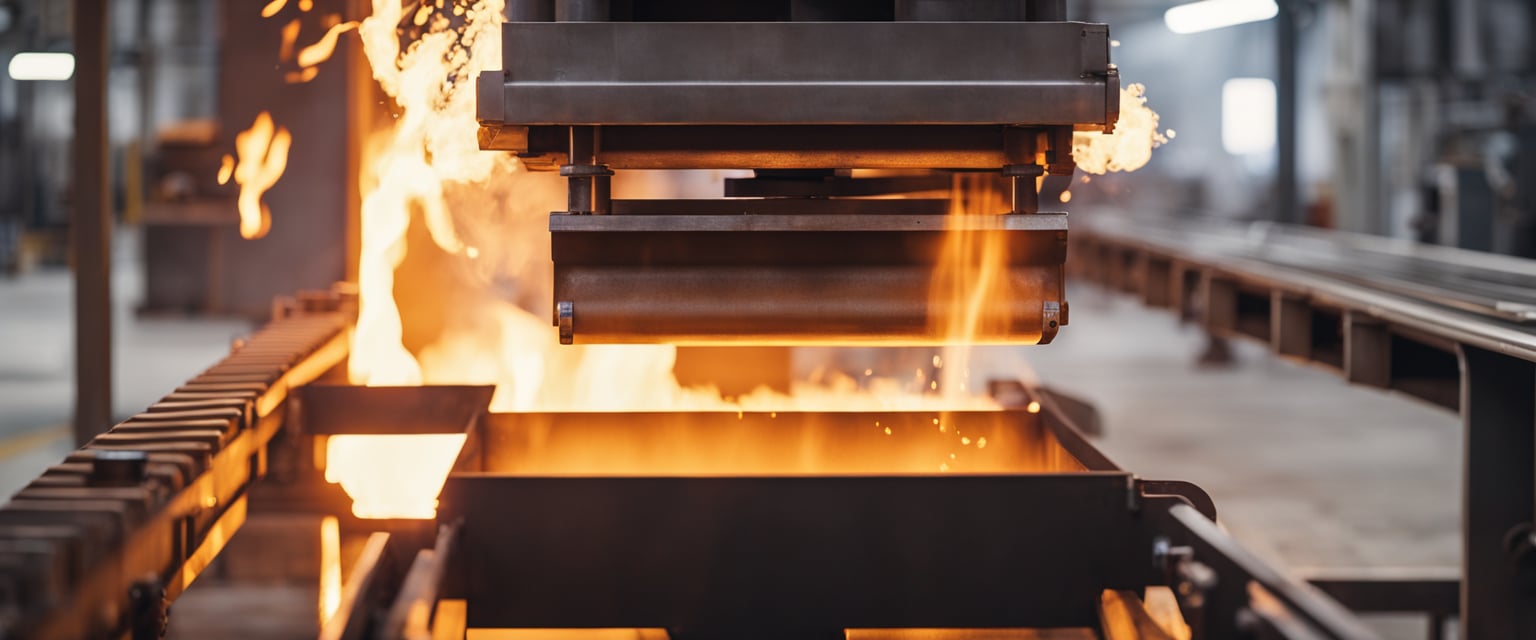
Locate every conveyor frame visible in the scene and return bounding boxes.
[1075,213,1536,640]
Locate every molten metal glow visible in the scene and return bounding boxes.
[1073,83,1168,175]
[325,434,467,519]
[232,111,291,239]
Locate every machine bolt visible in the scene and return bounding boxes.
[1503,522,1536,591]
[89,450,148,487]
[557,301,575,345]
[128,578,167,640]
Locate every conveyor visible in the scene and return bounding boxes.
[1075,211,1536,639]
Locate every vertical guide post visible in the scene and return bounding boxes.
[1460,346,1536,639]
[1276,0,1299,225]
[72,0,113,446]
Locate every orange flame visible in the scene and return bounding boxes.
[279,18,301,62]
[297,21,358,69]
[284,67,320,84]
[324,1,1168,516]
[931,175,1014,398]
[232,111,291,240]
[261,0,287,18]
[216,154,234,185]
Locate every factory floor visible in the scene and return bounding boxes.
[0,229,253,496]
[0,241,1457,638]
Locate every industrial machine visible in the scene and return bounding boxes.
[9,1,1527,639]
[475,0,1116,345]
[0,288,1379,639]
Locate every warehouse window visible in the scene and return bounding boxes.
[1221,77,1276,155]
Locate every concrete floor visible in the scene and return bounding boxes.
[1031,287,1460,572]
[0,242,1460,637]
[0,230,253,496]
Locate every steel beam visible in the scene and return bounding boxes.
[480,21,1116,127]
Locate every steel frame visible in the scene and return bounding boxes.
[420,386,1371,639]
[1075,215,1536,639]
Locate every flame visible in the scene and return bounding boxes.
[324,434,467,518]
[931,175,1014,397]
[216,154,234,185]
[279,19,301,62]
[300,0,314,11]
[261,0,287,18]
[231,111,291,240]
[1072,83,1168,174]
[297,21,359,68]
[285,67,320,84]
[336,0,996,492]
[322,1,1161,516]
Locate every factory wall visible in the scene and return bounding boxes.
[1086,9,1333,224]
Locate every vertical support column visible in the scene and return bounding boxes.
[1276,0,1299,225]
[1271,292,1311,359]
[1344,313,1390,389]
[1200,273,1237,336]
[1004,128,1042,214]
[565,126,595,214]
[1142,256,1173,309]
[1352,0,1381,234]
[73,0,113,446]
[1460,346,1536,639]
[561,126,612,215]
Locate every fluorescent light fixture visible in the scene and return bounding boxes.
[1221,78,1276,155]
[1165,0,1278,34]
[8,52,74,81]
